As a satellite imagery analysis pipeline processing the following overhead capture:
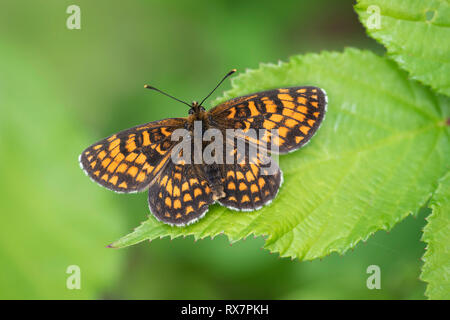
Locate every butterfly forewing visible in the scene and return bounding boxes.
[79,118,186,193]
[209,86,327,154]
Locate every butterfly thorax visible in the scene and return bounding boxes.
[186,102,225,201]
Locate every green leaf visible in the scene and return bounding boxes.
[355,0,450,97]
[0,45,126,299]
[112,48,450,262]
[421,172,450,299]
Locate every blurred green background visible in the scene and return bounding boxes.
[0,0,427,299]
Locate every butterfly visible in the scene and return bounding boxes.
[79,70,327,226]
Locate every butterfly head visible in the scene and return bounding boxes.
[188,101,206,115]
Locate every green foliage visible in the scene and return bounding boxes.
[112,49,450,264]
[355,0,450,96]
[0,45,126,299]
[421,173,450,299]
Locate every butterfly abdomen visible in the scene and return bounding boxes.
[204,164,225,200]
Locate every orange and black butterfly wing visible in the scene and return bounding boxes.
[208,86,327,154]
[218,139,282,211]
[79,118,186,193]
[148,161,215,226]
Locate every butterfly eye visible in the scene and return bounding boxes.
[188,109,194,115]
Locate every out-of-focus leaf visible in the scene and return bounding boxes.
[0,45,126,299]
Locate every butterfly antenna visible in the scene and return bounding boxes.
[199,69,237,107]
[144,85,192,107]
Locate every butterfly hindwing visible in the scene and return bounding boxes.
[218,139,282,211]
[148,161,215,226]
[209,86,327,154]
[79,118,186,193]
